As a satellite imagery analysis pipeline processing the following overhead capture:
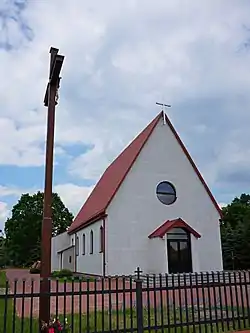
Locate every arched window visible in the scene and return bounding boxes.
[90,230,94,254]
[100,226,104,253]
[75,236,79,256]
[82,234,85,255]
[167,228,189,240]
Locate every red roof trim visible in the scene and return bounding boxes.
[99,114,161,214]
[148,218,201,239]
[68,112,162,234]
[164,112,222,218]
[68,212,107,235]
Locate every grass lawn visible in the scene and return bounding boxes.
[0,270,249,333]
[0,270,8,288]
[0,307,245,333]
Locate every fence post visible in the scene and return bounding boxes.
[135,267,143,333]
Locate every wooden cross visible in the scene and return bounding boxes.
[40,47,65,328]
[44,47,64,106]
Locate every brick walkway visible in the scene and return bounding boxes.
[6,269,134,317]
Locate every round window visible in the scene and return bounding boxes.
[156,181,176,205]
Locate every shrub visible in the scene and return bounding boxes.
[0,270,8,288]
[51,269,73,279]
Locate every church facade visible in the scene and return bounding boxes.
[51,111,223,276]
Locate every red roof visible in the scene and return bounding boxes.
[68,112,162,234]
[148,218,201,239]
[68,111,222,234]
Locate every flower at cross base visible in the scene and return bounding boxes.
[41,317,71,333]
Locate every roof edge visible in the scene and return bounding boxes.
[68,211,107,235]
[103,112,163,211]
[148,218,201,239]
[67,112,163,233]
[164,113,222,218]
[57,245,74,253]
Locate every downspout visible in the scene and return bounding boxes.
[74,233,77,273]
[102,217,106,277]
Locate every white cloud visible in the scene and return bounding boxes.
[0,201,10,232]
[0,183,93,214]
[0,0,250,208]
[53,183,93,215]
[0,185,26,197]
[0,182,93,231]
[219,203,227,209]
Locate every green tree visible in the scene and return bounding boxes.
[221,193,250,228]
[221,193,250,270]
[4,191,74,267]
[0,232,7,268]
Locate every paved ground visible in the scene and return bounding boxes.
[5,269,135,317]
[5,269,250,323]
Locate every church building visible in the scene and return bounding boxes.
[51,111,223,276]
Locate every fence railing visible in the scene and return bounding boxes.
[0,268,250,332]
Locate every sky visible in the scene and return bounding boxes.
[1,0,250,232]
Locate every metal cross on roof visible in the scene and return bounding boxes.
[156,102,171,108]
[156,102,171,124]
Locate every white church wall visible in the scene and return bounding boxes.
[147,237,167,274]
[190,234,201,272]
[106,117,223,276]
[51,231,71,271]
[74,219,103,275]
[61,247,75,271]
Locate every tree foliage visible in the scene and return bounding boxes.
[4,191,74,267]
[0,233,7,268]
[220,193,250,270]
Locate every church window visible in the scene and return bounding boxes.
[75,236,79,256]
[90,230,94,254]
[156,181,176,205]
[82,234,86,255]
[100,226,104,253]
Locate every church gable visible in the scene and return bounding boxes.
[68,113,161,234]
[106,113,221,224]
[68,111,221,235]
[105,114,222,275]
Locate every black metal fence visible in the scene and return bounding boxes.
[1,268,250,332]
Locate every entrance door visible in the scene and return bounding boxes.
[167,228,192,273]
